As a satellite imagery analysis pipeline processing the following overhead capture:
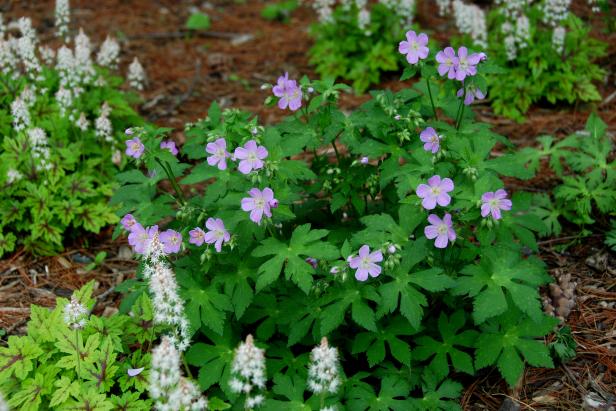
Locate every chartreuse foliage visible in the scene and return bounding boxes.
[0,282,157,410]
[113,47,560,407]
[517,113,616,249]
[309,2,413,93]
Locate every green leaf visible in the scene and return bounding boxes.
[252,224,338,293]
[186,12,211,30]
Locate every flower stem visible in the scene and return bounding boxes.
[155,157,186,205]
[74,329,81,380]
[456,103,466,130]
[426,77,438,121]
[331,140,341,163]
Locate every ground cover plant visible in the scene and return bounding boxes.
[0,282,157,410]
[309,0,416,93]
[438,0,609,121]
[516,112,616,248]
[0,10,145,257]
[108,30,568,409]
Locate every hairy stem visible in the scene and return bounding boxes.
[426,77,438,121]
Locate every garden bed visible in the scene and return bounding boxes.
[1,1,615,410]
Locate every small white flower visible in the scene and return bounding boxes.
[63,295,88,330]
[552,26,566,54]
[96,35,120,68]
[307,337,341,395]
[230,335,267,410]
[55,0,70,40]
[6,169,22,185]
[0,390,8,411]
[142,233,191,352]
[128,57,146,90]
[542,0,571,27]
[150,337,207,410]
[11,97,30,132]
[95,102,113,143]
[452,0,487,48]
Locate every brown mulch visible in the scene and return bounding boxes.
[1,1,615,409]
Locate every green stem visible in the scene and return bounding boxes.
[426,77,438,121]
[182,354,193,379]
[155,158,186,205]
[456,103,466,130]
[331,140,341,164]
[75,329,81,380]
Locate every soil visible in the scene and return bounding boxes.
[1,1,615,410]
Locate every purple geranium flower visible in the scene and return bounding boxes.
[272,72,303,111]
[128,224,158,254]
[125,137,144,159]
[160,140,178,156]
[121,214,137,231]
[189,227,206,246]
[206,138,230,170]
[234,140,268,174]
[456,84,486,105]
[348,245,383,281]
[360,156,369,164]
[241,187,277,224]
[416,175,454,210]
[455,47,481,81]
[306,257,318,269]
[419,127,442,154]
[203,218,230,252]
[424,214,456,248]
[481,189,512,220]
[159,229,182,254]
[398,30,429,64]
[435,47,458,79]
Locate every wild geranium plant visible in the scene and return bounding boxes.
[309,0,416,93]
[517,113,615,247]
[0,8,144,257]
[438,0,607,121]
[0,282,157,410]
[114,32,560,408]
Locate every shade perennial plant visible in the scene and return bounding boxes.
[113,32,562,409]
[0,282,157,410]
[309,0,416,93]
[516,113,616,248]
[439,0,608,121]
[0,9,145,257]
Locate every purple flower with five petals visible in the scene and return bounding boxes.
[435,47,458,79]
[159,229,182,254]
[419,127,442,154]
[241,187,277,224]
[160,140,178,156]
[454,47,481,81]
[125,137,144,159]
[416,175,454,210]
[128,224,158,254]
[234,140,268,174]
[481,189,512,220]
[348,245,383,281]
[204,218,230,252]
[206,138,230,170]
[121,214,137,231]
[424,214,456,248]
[272,72,303,111]
[189,227,206,246]
[398,30,429,64]
[456,84,486,105]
